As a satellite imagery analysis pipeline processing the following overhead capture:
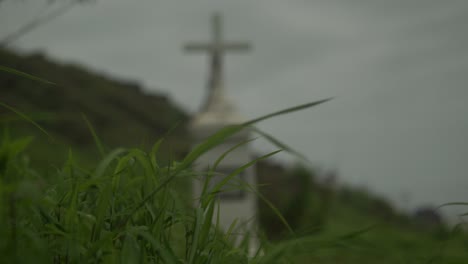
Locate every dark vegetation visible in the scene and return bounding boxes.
[2,48,468,263]
[1,49,188,167]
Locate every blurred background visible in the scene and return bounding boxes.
[1,0,468,248]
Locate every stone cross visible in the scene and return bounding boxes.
[184,12,250,112]
[184,13,259,255]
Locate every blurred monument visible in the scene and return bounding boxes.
[184,13,259,252]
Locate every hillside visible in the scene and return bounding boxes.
[1,48,468,263]
[1,48,189,166]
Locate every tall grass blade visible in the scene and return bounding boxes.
[188,207,204,263]
[179,98,332,175]
[91,182,113,242]
[335,224,375,241]
[92,148,127,179]
[119,173,177,228]
[136,230,179,264]
[213,138,257,172]
[252,127,309,162]
[437,202,468,209]
[209,150,282,201]
[200,138,257,203]
[243,98,332,126]
[179,125,244,174]
[82,114,105,158]
[241,179,294,235]
[0,102,52,139]
[0,65,55,85]
[225,218,240,242]
[150,138,164,171]
[199,198,216,247]
[121,231,141,263]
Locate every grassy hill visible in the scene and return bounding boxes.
[1,48,468,263]
[1,48,189,167]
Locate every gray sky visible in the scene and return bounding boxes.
[2,0,468,220]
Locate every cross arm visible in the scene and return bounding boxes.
[184,42,251,52]
[184,43,212,52]
[223,43,251,51]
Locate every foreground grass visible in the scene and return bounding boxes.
[0,97,345,263]
[0,132,360,264]
[0,133,266,263]
[3,132,468,264]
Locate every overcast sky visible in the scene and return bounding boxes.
[2,0,468,220]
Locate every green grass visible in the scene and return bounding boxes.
[2,121,468,264]
[0,134,231,263]
[0,98,344,263]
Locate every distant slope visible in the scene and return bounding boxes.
[0,48,189,164]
